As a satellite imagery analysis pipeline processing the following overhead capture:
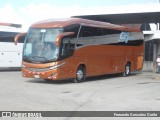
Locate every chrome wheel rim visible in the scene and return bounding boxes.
[77,69,84,80]
[126,66,130,75]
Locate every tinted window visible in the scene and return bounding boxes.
[0,32,19,43]
[102,28,121,35]
[64,24,80,38]
[79,26,122,37]
[79,26,102,37]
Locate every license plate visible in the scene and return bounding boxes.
[34,75,40,78]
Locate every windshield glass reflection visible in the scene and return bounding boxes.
[23,28,63,63]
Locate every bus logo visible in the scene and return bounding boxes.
[120,32,130,43]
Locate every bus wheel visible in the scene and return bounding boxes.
[73,66,86,83]
[123,64,131,77]
[44,79,51,82]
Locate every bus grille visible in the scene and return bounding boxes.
[26,67,50,72]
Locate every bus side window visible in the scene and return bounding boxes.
[60,37,75,59]
[102,28,121,35]
[64,24,80,38]
[77,26,103,47]
[61,38,69,56]
[79,26,103,37]
[0,32,20,43]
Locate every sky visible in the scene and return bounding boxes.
[0,0,160,31]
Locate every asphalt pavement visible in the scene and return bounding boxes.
[0,70,160,120]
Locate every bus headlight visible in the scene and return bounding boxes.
[49,62,65,70]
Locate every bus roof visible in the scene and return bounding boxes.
[31,18,140,32]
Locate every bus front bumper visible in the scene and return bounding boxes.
[22,68,60,80]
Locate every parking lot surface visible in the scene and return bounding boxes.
[0,71,160,119]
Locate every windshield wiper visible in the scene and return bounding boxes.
[29,56,48,61]
[44,58,58,63]
[23,56,57,63]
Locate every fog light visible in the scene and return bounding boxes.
[51,73,56,77]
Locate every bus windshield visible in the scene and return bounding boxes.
[23,28,63,63]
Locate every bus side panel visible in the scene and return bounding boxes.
[58,56,85,79]
[126,44,144,71]
[74,45,127,77]
[106,45,127,74]
[74,46,105,77]
[126,46,135,71]
[136,45,144,70]
[32,44,143,80]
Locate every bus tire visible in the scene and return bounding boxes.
[122,63,131,77]
[73,66,86,83]
[44,79,51,82]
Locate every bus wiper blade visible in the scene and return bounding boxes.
[44,58,57,63]
[30,56,48,61]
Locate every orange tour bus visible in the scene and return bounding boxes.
[14,18,144,83]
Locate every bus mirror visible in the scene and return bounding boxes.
[14,32,26,45]
[55,32,74,46]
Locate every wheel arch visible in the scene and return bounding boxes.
[126,61,131,70]
[126,61,131,65]
[74,63,86,76]
[73,63,87,83]
[77,64,86,72]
